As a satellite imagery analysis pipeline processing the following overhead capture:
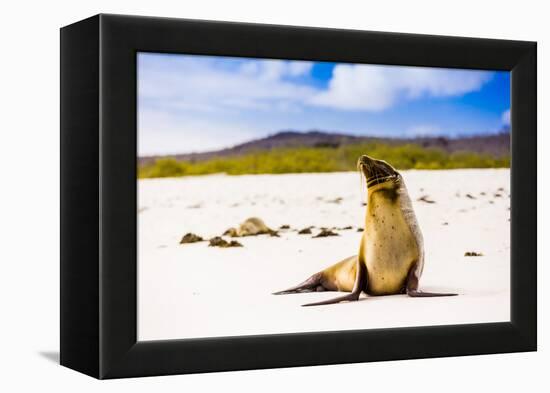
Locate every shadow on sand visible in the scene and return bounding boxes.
[38,351,59,364]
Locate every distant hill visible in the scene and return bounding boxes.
[139,130,510,165]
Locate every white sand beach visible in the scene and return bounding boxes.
[137,169,510,341]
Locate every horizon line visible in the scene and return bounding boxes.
[138,128,510,158]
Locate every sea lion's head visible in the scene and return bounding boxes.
[357,155,401,191]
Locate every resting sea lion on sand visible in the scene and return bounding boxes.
[224,217,277,237]
[274,155,456,306]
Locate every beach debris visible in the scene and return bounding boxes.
[357,228,364,232]
[497,187,505,192]
[224,217,278,237]
[465,193,476,199]
[279,224,291,230]
[227,240,244,247]
[326,197,343,204]
[417,195,436,204]
[209,236,226,247]
[187,203,202,209]
[313,229,339,238]
[442,222,449,226]
[494,193,503,198]
[298,227,313,235]
[464,251,483,257]
[338,225,353,230]
[179,233,204,244]
[208,237,243,248]
[480,192,486,196]
[489,200,494,204]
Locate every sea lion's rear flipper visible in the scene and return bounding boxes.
[406,262,457,297]
[301,292,361,307]
[301,258,367,307]
[272,273,323,295]
[407,290,457,297]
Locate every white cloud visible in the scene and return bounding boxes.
[138,109,260,156]
[138,55,320,155]
[310,64,493,111]
[139,55,317,114]
[287,61,314,76]
[239,59,313,80]
[501,108,511,126]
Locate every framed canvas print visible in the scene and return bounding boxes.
[60,14,537,379]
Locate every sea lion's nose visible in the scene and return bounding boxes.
[359,155,371,164]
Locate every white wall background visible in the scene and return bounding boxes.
[0,0,546,390]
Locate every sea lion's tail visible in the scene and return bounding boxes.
[272,272,323,295]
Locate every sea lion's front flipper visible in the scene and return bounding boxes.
[405,262,457,297]
[301,258,367,307]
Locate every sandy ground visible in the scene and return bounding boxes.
[137,169,510,341]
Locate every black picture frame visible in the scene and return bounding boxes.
[60,14,537,379]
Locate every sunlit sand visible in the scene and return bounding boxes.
[138,169,510,341]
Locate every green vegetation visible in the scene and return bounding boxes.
[138,143,510,179]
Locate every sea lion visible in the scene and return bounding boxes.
[224,217,277,237]
[274,155,456,306]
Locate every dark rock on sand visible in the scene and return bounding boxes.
[417,195,436,204]
[209,237,243,248]
[179,233,204,244]
[227,240,243,247]
[464,251,483,257]
[298,227,312,235]
[465,193,476,199]
[209,237,226,247]
[313,229,339,238]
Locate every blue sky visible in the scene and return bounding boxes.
[138,53,510,156]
